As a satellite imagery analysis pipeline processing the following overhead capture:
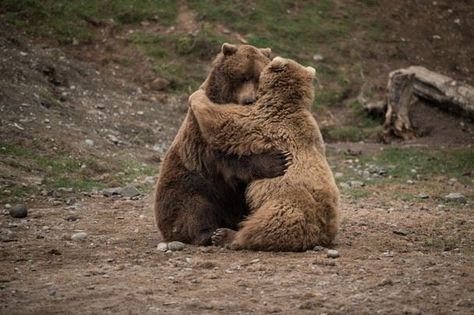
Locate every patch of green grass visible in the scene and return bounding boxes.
[345,188,370,199]
[1,142,160,199]
[188,0,350,61]
[323,125,382,142]
[133,26,230,92]
[424,236,460,252]
[361,148,474,184]
[1,0,178,43]
[0,143,105,193]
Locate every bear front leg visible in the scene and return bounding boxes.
[215,150,292,186]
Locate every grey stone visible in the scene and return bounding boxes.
[102,187,122,197]
[349,180,365,188]
[416,193,429,199]
[85,139,94,146]
[9,204,28,218]
[157,242,168,252]
[312,54,324,62]
[393,229,409,236]
[167,241,185,251]
[120,186,140,198]
[327,249,340,258]
[65,215,79,222]
[313,245,325,252]
[444,192,466,203]
[71,232,88,241]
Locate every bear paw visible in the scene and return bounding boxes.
[211,228,236,247]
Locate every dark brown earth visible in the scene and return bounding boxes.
[1,1,473,314]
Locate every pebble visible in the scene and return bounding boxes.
[167,241,185,251]
[9,204,28,218]
[339,182,350,189]
[334,172,344,178]
[65,215,79,222]
[120,185,141,198]
[71,232,88,241]
[4,204,11,209]
[406,180,414,185]
[393,229,409,236]
[444,192,466,203]
[349,180,365,188]
[102,187,122,197]
[312,54,324,62]
[85,139,94,146]
[326,249,340,258]
[416,193,429,199]
[313,245,325,251]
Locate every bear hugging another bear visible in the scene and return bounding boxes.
[155,44,341,251]
[154,44,292,246]
[190,57,341,251]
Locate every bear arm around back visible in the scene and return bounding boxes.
[189,90,275,156]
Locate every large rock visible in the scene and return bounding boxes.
[9,204,28,218]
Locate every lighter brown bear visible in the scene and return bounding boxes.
[154,44,291,246]
[189,57,341,251]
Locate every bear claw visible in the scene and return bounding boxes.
[211,228,236,247]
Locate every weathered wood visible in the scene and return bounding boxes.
[382,66,474,140]
[384,72,416,140]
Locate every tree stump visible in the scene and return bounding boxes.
[382,66,474,141]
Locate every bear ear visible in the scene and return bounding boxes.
[259,48,272,58]
[306,66,316,78]
[222,43,238,56]
[269,56,287,72]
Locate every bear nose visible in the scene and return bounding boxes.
[242,97,256,105]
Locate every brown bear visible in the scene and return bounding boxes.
[189,57,341,251]
[154,44,291,246]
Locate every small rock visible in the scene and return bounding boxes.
[9,204,28,218]
[393,229,409,236]
[334,172,343,178]
[444,192,466,203]
[312,54,324,62]
[85,139,94,146]
[150,77,170,91]
[71,232,88,241]
[339,182,350,189]
[432,35,441,40]
[102,187,122,197]
[313,245,325,252]
[406,180,414,185]
[4,204,11,209]
[378,278,394,286]
[107,134,121,145]
[416,193,429,199]
[120,186,140,198]
[65,215,79,222]
[167,241,185,251]
[349,180,365,188]
[156,242,168,252]
[326,249,340,258]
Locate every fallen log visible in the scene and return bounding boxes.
[383,66,474,140]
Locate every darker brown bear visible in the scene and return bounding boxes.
[154,44,289,245]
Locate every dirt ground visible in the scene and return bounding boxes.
[1,190,473,314]
[1,1,474,314]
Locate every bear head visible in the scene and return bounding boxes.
[204,43,272,105]
[258,56,316,107]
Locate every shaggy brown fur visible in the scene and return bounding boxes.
[154,44,290,246]
[189,57,341,251]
